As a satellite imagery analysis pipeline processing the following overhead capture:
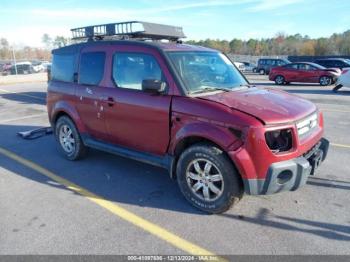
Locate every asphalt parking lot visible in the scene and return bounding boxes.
[0,75,349,256]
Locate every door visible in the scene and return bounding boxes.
[283,63,299,82]
[103,49,172,156]
[297,64,318,83]
[75,51,109,140]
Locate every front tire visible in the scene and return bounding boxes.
[176,143,243,214]
[319,76,332,86]
[55,116,87,160]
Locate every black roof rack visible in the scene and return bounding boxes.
[71,21,186,41]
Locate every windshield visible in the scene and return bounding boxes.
[167,51,248,94]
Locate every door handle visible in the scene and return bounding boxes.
[101,96,115,106]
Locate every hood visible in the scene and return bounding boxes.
[199,87,317,125]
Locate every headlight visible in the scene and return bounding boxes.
[296,113,318,137]
[265,129,293,153]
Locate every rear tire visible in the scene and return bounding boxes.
[55,116,87,160]
[319,76,332,86]
[259,69,265,75]
[275,75,285,85]
[176,143,243,214]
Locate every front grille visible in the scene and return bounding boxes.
[296,112,318,137]
[303,140,321,159]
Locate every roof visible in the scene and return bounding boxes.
[288,61,325,69]
[52,40,216,54]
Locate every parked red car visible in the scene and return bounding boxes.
[269,62,341,86]
[47,22,329,213]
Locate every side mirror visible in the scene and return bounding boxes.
[142,79,166,93]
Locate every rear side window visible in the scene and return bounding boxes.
[284,64,298,69]
[79,52,105,85]
[298,64,316,70]
[112,52,163,90]
[51,54,75,82]
[277,60,286,66]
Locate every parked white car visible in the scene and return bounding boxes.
[41,62,52,71]
[31,61,44,73]
[234,61,245,72]
[333,68,350,92]
[242,62,256,72]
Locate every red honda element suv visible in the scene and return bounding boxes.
[47,22,329,213]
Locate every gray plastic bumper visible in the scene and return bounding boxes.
[244,138,329,195]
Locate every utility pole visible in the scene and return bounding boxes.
[12,46,17,75]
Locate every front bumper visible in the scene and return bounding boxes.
[243,138,329,195]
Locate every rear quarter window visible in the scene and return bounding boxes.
[51,54,76,82]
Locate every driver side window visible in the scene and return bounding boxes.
[113,52,164,90]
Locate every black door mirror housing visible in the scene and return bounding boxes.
[142,79,166,93]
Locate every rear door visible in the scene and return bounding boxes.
[103,46,172,156]
[282,63,299,81]
[75,50,109,140]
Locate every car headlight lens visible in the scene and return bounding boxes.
[265,129,293,153]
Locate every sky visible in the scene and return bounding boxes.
[1,0,350,47]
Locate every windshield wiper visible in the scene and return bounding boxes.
[190,87,231,94]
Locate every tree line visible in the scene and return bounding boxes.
[186,30,350,56]
[1,30,350,61]
[0,34,70,61]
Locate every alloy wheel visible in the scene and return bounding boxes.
[186,158,224,202]
[320,76,331,86]
[59,124,76,154]
[275,76,285,85]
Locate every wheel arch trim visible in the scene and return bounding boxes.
[50,101,87,133]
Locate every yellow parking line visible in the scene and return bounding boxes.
[0,146,223,259]
[0,88,46,101]
[331,143,350,149]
